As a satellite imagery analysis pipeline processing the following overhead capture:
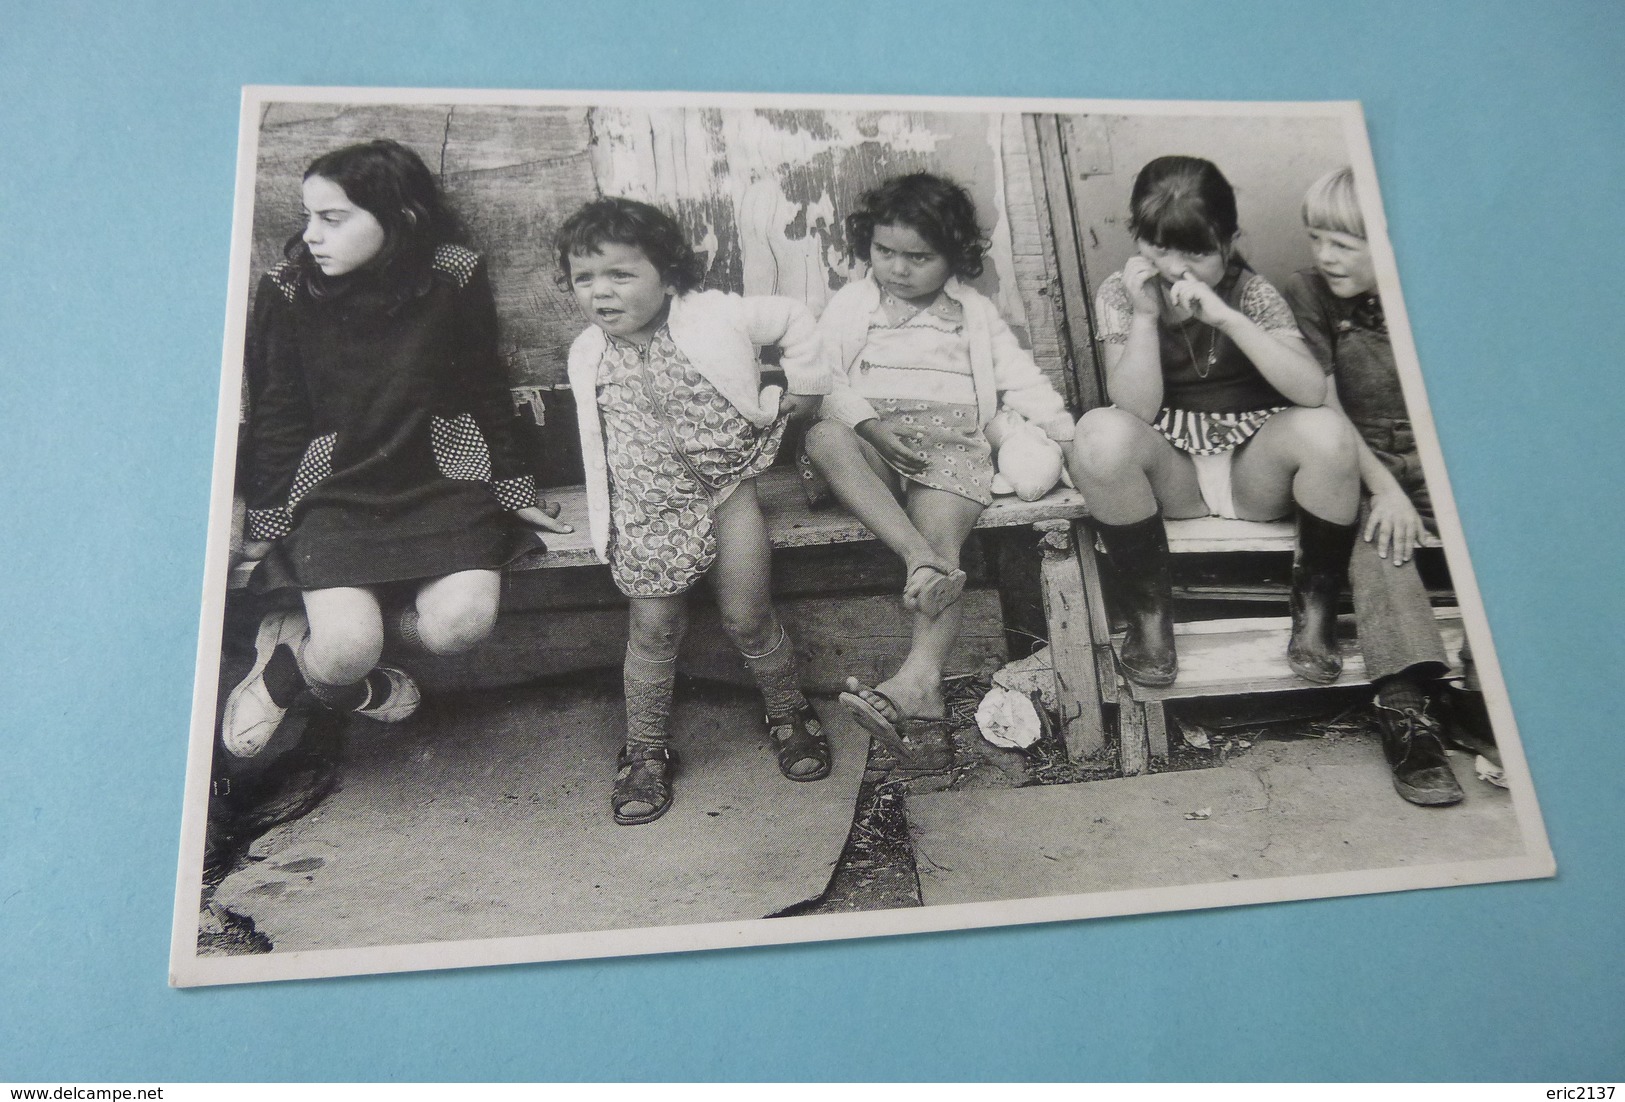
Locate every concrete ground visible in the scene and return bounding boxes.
[909,730,1524,906]
[204,676,1528,957]
[210,676,868,953]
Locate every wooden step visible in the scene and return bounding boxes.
[1162,515,1443,554]
[1115,610,1465,702]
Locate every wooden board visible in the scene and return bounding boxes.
[1118,612,1466,702]
[1163,515,1443,554]
[1041,534,1109,762]
[228,468,1089,587]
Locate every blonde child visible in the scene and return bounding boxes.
[559,198,832,825]
[225,139,570,760]
[802,172,1075,748]
[1284,166,1494,805]
[1065,155,1362,689]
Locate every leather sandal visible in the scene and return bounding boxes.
[612,742,677,825]
[768,702,831,782]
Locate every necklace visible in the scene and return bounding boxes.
[1177,320,1220,379]
[1158,279,1221,378]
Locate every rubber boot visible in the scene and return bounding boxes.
[1096,514,1177,688]
[1288,507,1359,684]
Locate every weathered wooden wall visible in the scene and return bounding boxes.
[1060,113,1354,303]
[249,103,1077,435]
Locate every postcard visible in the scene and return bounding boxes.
[170,86,1553,987]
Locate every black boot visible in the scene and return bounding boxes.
[1096,514,1177,688]
[1377,701,1464,806]
[1288,507,1358,684]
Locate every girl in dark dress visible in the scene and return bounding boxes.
[223,139,570,759]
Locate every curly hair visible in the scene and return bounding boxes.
[554,197,706,294]
[846,172,989,280]
[284,139,463,303]
[1127,155,1239,256]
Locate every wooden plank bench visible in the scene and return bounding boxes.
[227,467,1108,761]
[1085,514,1458,775]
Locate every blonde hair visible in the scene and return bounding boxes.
[1302,166,1365,238]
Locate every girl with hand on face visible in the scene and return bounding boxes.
[1066,155,1361,689]
[802,172,1075,750]
[224,139,571,761]
[559,197,832,826]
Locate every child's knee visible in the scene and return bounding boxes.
[305,617,384,683]
[417,593,499,655]
[803,419,854,461]
[1286,407,1359,472]
[628,601,688,661]
[1068,407,1142,480]
[719,604,778,655]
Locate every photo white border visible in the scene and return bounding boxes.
[170,85,1555,989]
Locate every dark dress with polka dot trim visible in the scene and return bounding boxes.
[240,244,543,594]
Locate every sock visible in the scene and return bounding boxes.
[624,644,676,747]
[395,606,427,653]
[1374,674,1426,714]
[261,644,307,708]
[354,667,398,712]
[293,640,369,712]
[741,624,808,719]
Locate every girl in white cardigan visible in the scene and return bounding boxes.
[803,173,1075,750]
[559,198,832,825]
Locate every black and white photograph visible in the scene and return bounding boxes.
[170,86,1554,988]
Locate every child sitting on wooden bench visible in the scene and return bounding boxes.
[800,172,1076,753]
[1283,167,1497,807]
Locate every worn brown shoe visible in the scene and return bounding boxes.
[1377,702,1464,806]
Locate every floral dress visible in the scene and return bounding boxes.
[597,327,785,597]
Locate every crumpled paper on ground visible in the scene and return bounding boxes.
[976,686,1042,749]
[991,646,1057,713]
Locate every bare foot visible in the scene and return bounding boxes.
[843,674,945,723]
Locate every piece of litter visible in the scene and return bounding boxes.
[1181,722,1213,750]
[1236,739,1252,749]
[1184,807,1212,821]
[991,646,1057,712]
[975,686,1042,750]
[1475,755,1508,789]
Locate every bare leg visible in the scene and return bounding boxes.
[708,481,828,778]
[412,569,502,655]
[301,586,385,687]
[707,480,779,656]
[1229,406,1360,524]
[846,487,984,722]
[1065,406,1207,523]
[804,419,958,606]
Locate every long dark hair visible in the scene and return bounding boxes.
[1128,155,1239,256]
[553,197,705,294]
[846,172,989,280]
[284,139,463,301]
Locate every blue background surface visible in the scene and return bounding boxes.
[3,0,1621,1081]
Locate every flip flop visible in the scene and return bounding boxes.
[905,564,967,618]
[838,680,909,757]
